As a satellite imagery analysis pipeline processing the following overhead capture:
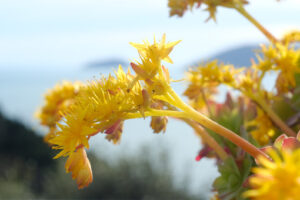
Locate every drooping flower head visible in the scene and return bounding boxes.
[37,35,181,189]
[50,66,144,159]
[43,66,144,189]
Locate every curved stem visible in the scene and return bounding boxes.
[124,89,268,159]
[234,6,279,44]
[127,107,228,160]
[166,88,267,159]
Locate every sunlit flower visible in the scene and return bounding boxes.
[247,108,276,145]
[36,81,82,142]
[130,34,180,66]
[51,66,144,159]
[184,61,240,112]
[237,69,260,95]
[50,104,98,158]
[259,43,300,94]
[281,30,300,44]
[130,35,180,97]
[244,149,300,200]
[36,81,82,127]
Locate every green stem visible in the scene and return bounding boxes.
[234,6,279,44]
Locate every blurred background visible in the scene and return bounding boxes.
[0,0,299,199]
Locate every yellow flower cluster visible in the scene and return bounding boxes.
[36,81,82,141]
[51,67,144,159]
[185,32,300,144]
[281,30,300,44]
[247,108,276,145]
[184,61,241,111]
[168,0,201,17]
[37,67,145,188]
[37,35,181,188]
[258,43,300,94]
[244,149,300,200]
[168,0,248,21]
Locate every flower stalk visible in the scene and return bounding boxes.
[234,6,279,44]
[165,88,267,159]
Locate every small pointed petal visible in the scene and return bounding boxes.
[130,62,149,78]
[274,134,288,150]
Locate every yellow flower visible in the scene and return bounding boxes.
[37,36,183,189]
[51,66,144,159]
[184,61,243,114]
[168,0,248,20]
[184,61,239,103]
[36,81,82,142]
[237,68,263,96]
[50,104,98,158]
[244,149,300,200]
[281,30,300,44]
[168,0,201,17]
[130,34,180,65]
[46,66,146,188]
[130,35,180,96]
[186,61,240,88]
[65,147,93,189]
[185,61,221,92]
[253,55,273,72]
[247,108,276,145]
[36,81,82,127]
[220,64,241,87]
[275,44,300,90]
[259,43,300,94]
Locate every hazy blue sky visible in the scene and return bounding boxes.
[0,0,299,70]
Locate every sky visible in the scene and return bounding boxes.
[0,0,300,70]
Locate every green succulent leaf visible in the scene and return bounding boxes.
[213,155,253,200]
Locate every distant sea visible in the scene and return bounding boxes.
[0,67,218,197]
